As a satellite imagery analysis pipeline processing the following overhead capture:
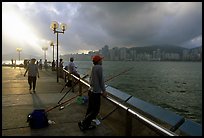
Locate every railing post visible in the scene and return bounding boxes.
[126,109,132,136]
[79,82,82,96]
[71,77,75,92]
[64,71,67,83]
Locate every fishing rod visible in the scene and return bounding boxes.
[45,88,90,113]
[59,85,109,111]
[58,67,134,111]
[59,99,76,110]
[95,67,135,120]
[57,74,89,104]
[104,67,134,82]
[60,66,92,94]
[45,67,133,113]
[60,68,90,93]
[100,95,132,120]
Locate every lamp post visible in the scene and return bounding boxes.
[50,21,67,83]
[42,46,48,61]
[50,41,54,61]
[16,48,22,61]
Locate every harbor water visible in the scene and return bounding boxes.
[67,61,202,124]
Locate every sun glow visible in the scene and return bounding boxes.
[2,4,44,54]
[77,50,90,54]
[4,11,32,42]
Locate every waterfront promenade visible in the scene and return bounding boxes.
[2,66,113,136]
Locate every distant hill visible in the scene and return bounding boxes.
[190,45,202,50]
[129,45,188,54]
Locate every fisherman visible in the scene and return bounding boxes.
[78,55,107,131]
[67,57,80,78]
[65,57,80,91]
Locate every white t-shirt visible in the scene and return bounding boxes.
[68,62,77,73]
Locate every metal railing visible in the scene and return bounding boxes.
[106,96,178,136]
[63,69,179,136]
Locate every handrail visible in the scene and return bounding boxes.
[106,96,178,136]
[63,68,90,87]
[62,68,178,136]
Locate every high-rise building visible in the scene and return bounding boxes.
[101,45,110,60]
[119,47,127,60]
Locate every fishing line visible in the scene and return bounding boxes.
[58,74,89,104]
[45,67,133,113]
[57,68,133,111]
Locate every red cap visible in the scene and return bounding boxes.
[92,55,104,62]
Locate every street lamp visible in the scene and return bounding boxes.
[42,46,48,61]
[16,48,22,61]
[50,41,54,61]
[50,21,67,82]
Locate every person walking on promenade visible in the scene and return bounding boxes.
[59,58,64,78]
[24,58,39,93]
[39,59,42,70]
[78,55,107,131]
[44,59,48,70]
[36,60,39,67]
[14,59,16,68]
[52,60,56,71]
[11,59,13,66]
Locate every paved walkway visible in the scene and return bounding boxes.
[2,66,113,136]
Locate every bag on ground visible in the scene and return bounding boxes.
[27,109,49,129]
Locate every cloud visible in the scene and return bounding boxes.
[2,2,202,60]
[65,2,202,48]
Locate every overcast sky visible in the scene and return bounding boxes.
[2,2,202,60]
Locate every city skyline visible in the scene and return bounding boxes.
[2,2,202,60]
[61,45,202,62]
[2,44,202,61]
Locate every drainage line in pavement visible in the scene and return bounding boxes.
[2,126,30,130]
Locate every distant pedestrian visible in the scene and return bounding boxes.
[44,59,48,70]
[39,59,42,70]
[52,60,56,71]
[59,58,64,78]
[14,59,16,68]
[11,59,13,66]
[78,55,107,131]
[24,58,39,93]
[36,60,39,66]
[67,57,80,78]
[24,59,29,69]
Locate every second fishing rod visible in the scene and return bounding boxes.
[45,67,133,113]
[57,74,89,104]
[57,67,134,111]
